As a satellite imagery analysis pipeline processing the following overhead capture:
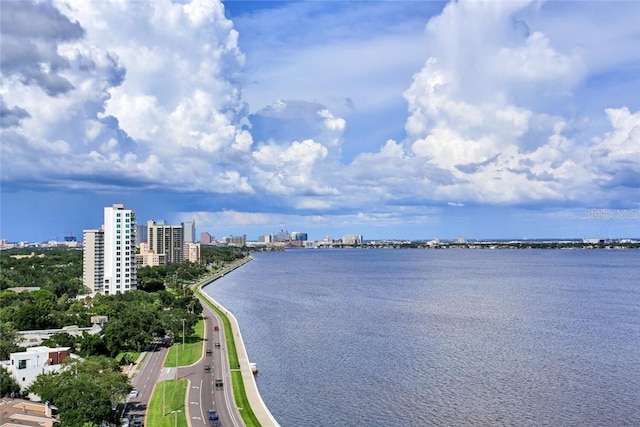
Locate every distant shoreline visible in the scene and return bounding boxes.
[258,240,640,251]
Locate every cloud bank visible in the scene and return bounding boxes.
[1,0,638,231]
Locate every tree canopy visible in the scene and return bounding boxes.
[28,356,130,426]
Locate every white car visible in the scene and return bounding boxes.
[121,418,130,427]
[129,388,138,398]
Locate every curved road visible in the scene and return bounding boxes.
[178,298,244,427]
[122,262,249,427]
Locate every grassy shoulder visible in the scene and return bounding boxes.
[195,262,261,427]
[146,379,188,427]
[164,318,205,368]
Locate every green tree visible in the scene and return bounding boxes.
[41,332,78,349]
[0,322,20,360]
[78,332,108,357]
[28,356,130,426]
[0,366,21,397]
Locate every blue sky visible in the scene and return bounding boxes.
[1,0,639,242]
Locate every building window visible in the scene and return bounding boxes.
[18,359,27,369]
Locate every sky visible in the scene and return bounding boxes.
[1,0,639,242]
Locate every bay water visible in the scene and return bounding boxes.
[203,249,640,426]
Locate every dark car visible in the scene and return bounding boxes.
[206,348,212,355]
[214,342,220,349]
[215,379,223,388]
[204,364,211,372]
[132,417,143,427]
[208,409,220,426]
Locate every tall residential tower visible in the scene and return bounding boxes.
[147,220,184,264]
[82,204,137,295]
[103,204,137,294]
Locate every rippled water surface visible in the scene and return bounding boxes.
[204,249,640,426]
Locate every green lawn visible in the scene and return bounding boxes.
[231,370,260,426]
[115,351,141,364]
[164,319,205,367]
[146,379,188,427]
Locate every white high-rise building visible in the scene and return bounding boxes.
[103,204,137,294]
[83,204,137,295]
[82,229,104,293]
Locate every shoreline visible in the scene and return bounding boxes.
[195,257,280,427]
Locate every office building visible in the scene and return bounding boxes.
[342,234,363,245]
[182,220,196,244]
[147,220,184,264]
[224,235,246,247]
[290,231,308,241]
[200,232,213,244]
[135,224,147,245]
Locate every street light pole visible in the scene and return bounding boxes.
[182,318,186,347]
[170,409,182,427]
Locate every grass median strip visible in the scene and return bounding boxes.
[147,379,188,427]
[164,319,205,367]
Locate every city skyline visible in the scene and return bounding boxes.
[1,0,639,242]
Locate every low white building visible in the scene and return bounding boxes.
[1,346,71,392]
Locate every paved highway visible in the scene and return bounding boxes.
[124,340,170,425]
[120,261,250,427]
[179,296,245,427]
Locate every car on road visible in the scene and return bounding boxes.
[215,379,223,388]
[129,388,138,398]
[214,326,219,331]
[120,418,130,427]
[208,409,220,426]
[204,364,211,372]
[214,342,220,348]
[132,417,143,427]
[206,348,212,355]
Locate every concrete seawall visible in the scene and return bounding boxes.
[197,258,280,427]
